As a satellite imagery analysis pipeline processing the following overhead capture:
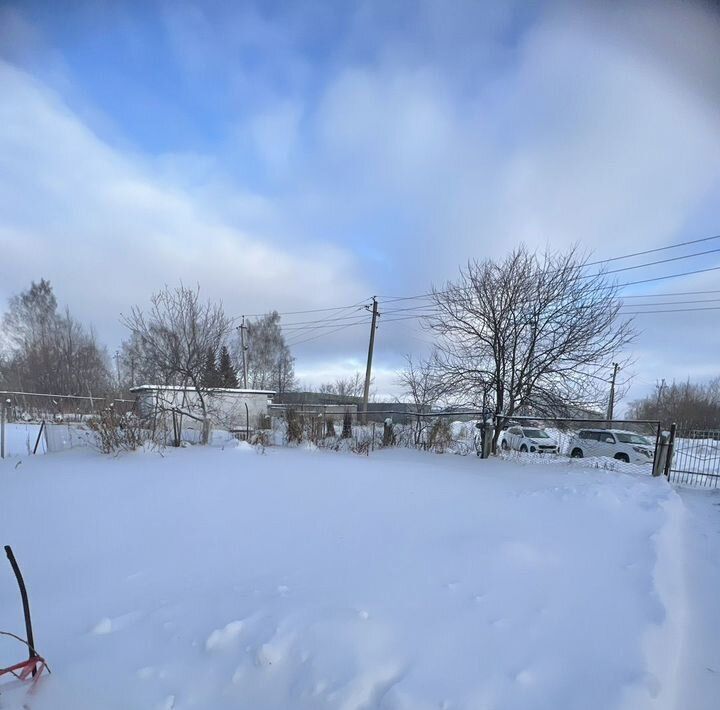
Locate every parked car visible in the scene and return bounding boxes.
[567,429,654,464]
[500,425,559,453]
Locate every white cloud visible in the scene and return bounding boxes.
[2,0,720,399]
[302,6,720,282]
[0,61,369,348]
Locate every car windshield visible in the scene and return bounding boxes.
[523,428,549,438]
[615,433,651,446]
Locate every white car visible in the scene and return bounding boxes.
[500,425,559,454]
[567,429,654,464]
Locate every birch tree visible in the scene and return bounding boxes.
[122,285,231,444]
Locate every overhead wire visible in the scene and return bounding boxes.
[583,234,720,267]
[233,238,720,347]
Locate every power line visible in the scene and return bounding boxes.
[619,305,720,315]
[285,320,368,347]
[280,309,367,330]
[619,265,720,287]
[584,234,720,267]
[235,246,720,322]
[620,289,720,299]
[281,320,370,333]
[384,266,720,321]
[586,247,720,277]
[379,260,720,304]
[235,244,720,343]
[618,297,720,307]
[240,299,370,319]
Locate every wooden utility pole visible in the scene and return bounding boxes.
[114,351,121,387]
[238,316,248,389]
[362,298,380,423]
[606,362,620,421]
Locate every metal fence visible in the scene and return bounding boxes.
[0,390,135,423]
[269,407,664,470]
[666,426,720,488]
[493,415,661,475]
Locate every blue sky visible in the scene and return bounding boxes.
[1,0,720,402]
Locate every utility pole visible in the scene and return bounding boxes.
[238,317,248,389]
[114,350,121,388]
[607,362,620,421]
[362,297,380,423]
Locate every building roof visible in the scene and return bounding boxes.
[130,385,275,395]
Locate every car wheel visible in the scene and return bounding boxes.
[520,444,528,453]
[614,453,630,463]
[501,439,508,451]
[570,448,583,458]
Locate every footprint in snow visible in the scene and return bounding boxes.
[206,620,244,651]
[90,610,141,635]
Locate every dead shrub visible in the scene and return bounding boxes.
[427,418,453,453]
[285,408,303,443]
[86,407,152,454]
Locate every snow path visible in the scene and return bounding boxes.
[674,488,720,709]
[0,445,697,709]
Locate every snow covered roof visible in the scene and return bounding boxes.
[130,385,275,395]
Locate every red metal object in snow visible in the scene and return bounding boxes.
[0,655,49,686]
[1,545,50,688]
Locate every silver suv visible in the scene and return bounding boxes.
[568,429,654,464]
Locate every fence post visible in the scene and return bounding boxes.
[33,420,46,455]
[383,418,394,447]
[483,417,495,459]
[663,423,677,479]
[652,431,668,477]
[1,398,5,459]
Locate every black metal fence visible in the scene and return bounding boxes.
[666,425,720,488]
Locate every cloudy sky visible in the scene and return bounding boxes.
[1,0,720,406]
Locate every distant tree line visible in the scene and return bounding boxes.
[629,378,720,429]
[1,281,296,407]
[0,279,111,396]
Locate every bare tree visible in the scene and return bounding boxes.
[121,285,231,444]
[118,331,165,389]
[334,372,365,398]
[1,279,111,396]
[427,246,636,444]
[397,353,440,445]
[317,372,371,399]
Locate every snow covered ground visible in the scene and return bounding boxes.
[0,443,717,709]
